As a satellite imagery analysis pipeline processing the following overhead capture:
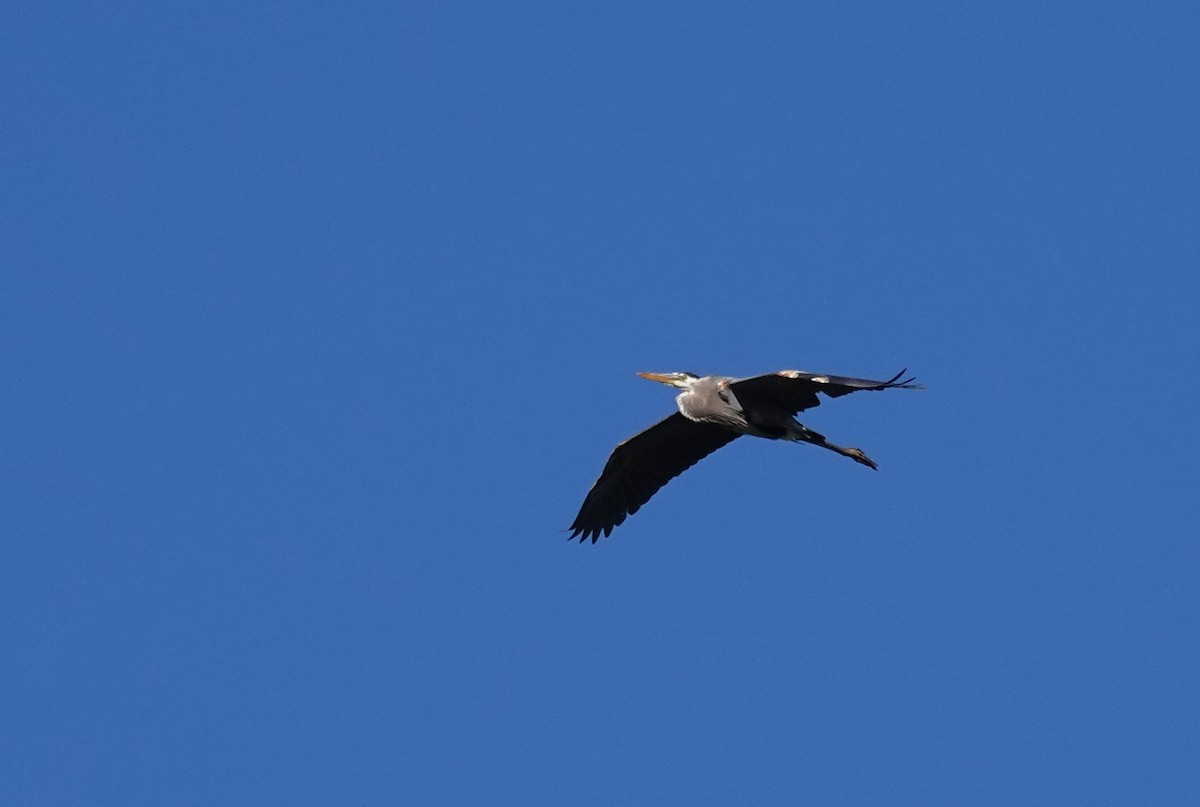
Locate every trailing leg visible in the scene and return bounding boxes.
[788,423,878,470]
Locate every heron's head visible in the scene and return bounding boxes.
[637,371,700,390]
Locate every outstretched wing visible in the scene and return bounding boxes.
[569,414,740,543]
[730,369,922,415]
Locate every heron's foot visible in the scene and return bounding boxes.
[845,447,878,470]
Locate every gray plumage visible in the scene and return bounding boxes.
[568,368,922,543]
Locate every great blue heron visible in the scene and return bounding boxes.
[569,368,922,542]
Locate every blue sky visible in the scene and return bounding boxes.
[3,1,1199,804]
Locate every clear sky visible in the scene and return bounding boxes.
[3,1,1199,804]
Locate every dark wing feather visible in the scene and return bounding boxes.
[730,369,922,415]
[569,414,740,543]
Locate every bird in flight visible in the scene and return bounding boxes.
[569,368,922,542]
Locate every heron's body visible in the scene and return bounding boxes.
[569,368,922,542]
[675,376,796,438]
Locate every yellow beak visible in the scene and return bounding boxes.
[637,372,676,385]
